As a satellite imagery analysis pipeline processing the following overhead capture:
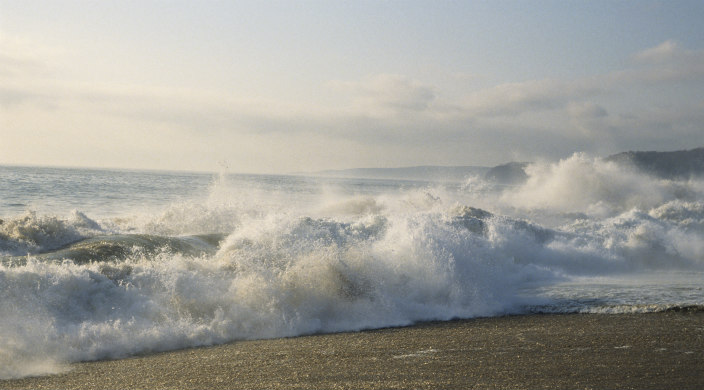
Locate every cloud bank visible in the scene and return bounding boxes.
[2,37,703,173]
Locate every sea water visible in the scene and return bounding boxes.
[1,155,703,379]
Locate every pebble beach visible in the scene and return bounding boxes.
[2,311,703,390]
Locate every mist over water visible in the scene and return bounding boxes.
[1,155,703,379]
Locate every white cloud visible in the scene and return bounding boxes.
[0,34,49,77]
[619,40,704,84]
[634,40,685,63]
[329,74,436,115]
[567,101,608,119]
[458,78,601,117]
[450,40,704,123]
[2,34,703,173]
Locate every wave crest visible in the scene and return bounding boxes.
[0,211,104,256]
[502,153,704,217]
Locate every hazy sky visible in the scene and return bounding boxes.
[2,1,704,173]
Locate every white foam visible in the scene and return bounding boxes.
[2,158,704,379]
[500,153,704,219]
[0,204,531,378]
[0,210,104,256]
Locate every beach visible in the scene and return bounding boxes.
[3,0,704,386]
[2,311,702,390]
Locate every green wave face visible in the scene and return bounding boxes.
[2,233,226,265]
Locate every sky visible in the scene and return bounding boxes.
[1,1,704,174]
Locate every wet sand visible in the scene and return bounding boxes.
[2,311,703,390]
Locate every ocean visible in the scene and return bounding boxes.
[1,154,703,379]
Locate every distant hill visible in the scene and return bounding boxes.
[309,147,704,183]
[606,147,704,179]
[480,147,704,184]
[484,162,529,185]
[312,166,490,182]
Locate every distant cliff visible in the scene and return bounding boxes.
[484,162,529,185]
[312,166,490,182]
[309,147,704,183]
[605,147,704,179]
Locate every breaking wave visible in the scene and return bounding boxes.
[1,154,703,379]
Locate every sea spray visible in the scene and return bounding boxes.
[499,153,703,218]
[0,210,105,256]
[0,207,526,379]
[1,155,703,379]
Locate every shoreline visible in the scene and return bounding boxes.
[2,312,703,389]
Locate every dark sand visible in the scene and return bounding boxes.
[2,311,703,390]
